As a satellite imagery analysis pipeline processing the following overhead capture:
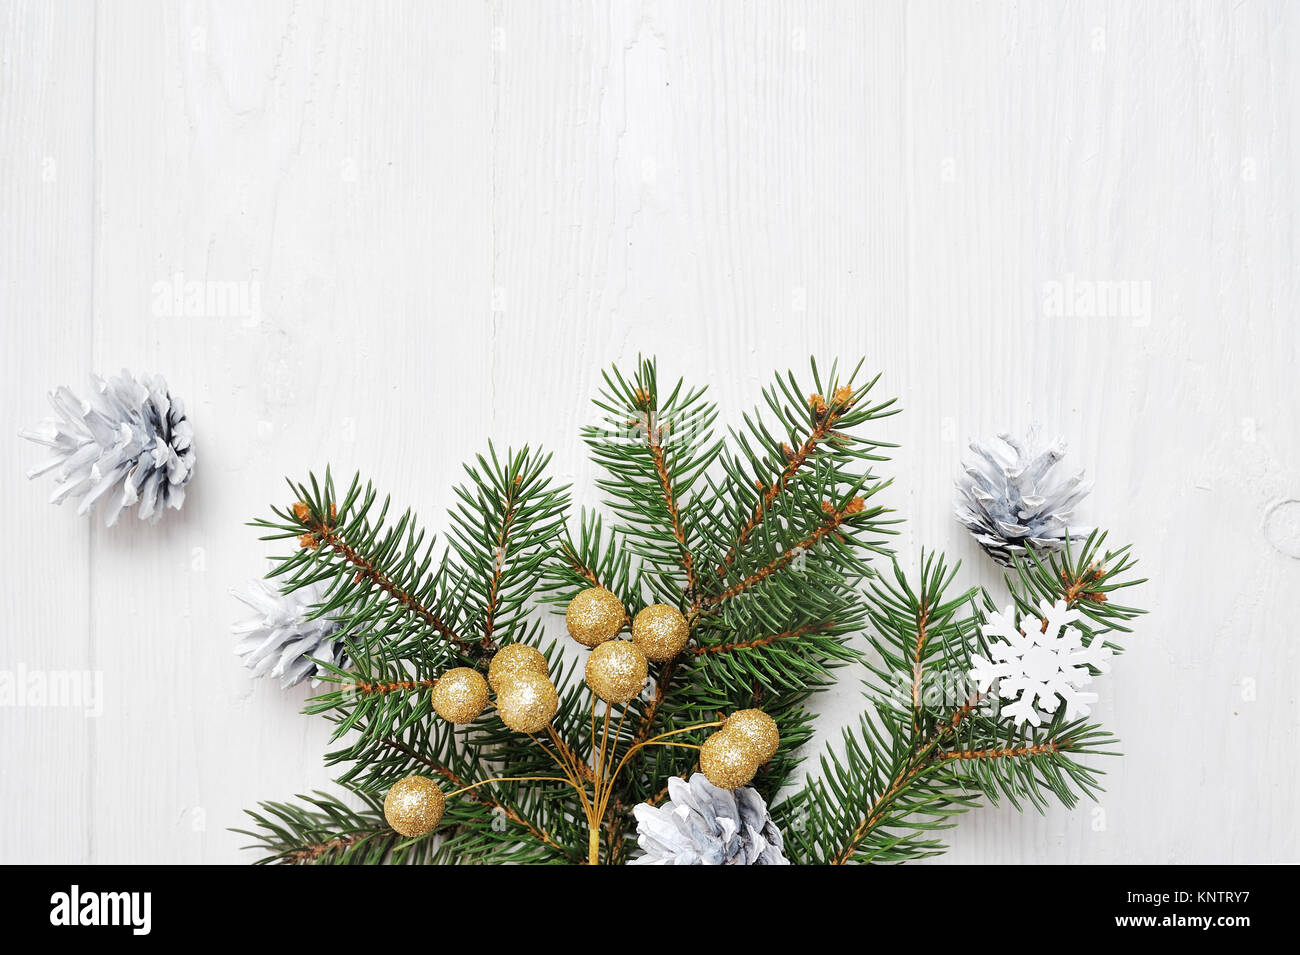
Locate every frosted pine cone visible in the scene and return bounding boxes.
[954,432,1090,566]
[630,773,788,865]
[19,371,195,526]
[232,579,348,688]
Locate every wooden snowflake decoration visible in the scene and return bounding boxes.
[970,599,1113,727]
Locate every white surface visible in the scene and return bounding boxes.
[1,0,1296,864]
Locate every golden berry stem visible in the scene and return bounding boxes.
[445,775,570,798]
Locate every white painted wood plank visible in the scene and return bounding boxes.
[0,0,96,864]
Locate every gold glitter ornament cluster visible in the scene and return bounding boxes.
[631,603,690,661]
[699,709,780,789]
[430,667,489,724]
[566,587,626,647]
[487,643,548,691]
[495,671,559,734]
[383,774,446,837]
[584,640,648,704]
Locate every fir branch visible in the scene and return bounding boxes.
[373,733,581,862]
[828,738,944,866]
[564,545,601,587]
[540,509,639,618]
[909,602,932,734]
[302,519,468,650]
[938,741,1066,761]
[431,763,577,861]
[282,830,378,865]
[257,470,479,664]
[689,621,830,655]
[349,679,437,695]
[583,358,722,605]
[482,488,519,642]
[789,539,1145,865]
[235,790,440,866]
[1006,530,1147,642]
[701,496,871,607]
[711,359,898,584]
[648,419,700,600]
[718,379,857,572]
[447,445,569,652]
[242,360,1146,868]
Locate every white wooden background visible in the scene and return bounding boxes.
[2,0,1296,865]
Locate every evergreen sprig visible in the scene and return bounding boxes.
[236,359,1146,865]
[783,534,1145,865]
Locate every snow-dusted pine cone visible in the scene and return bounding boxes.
[954,432,1090,566]
[630,773,788,865]
[232,579,348,688]
[19,371,195,526]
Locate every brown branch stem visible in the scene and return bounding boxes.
[702,501,862,608]
[283,830,378,864]
[939,742,1065,761]
[718,410,840,573]
[302,516,480,656]
[645,409,699,599]
[692,622,827,655]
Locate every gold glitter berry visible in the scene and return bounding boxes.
[495,671,559,734]
[699,730,758,789]
[725,708,780,762]
[631,603,690,662]
[383,774,445,837]
[566,587,626,647]
[487,642,549,692]
[430,667,489,724]
[584,639,648,704]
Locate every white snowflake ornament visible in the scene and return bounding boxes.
[969,599,1112,727]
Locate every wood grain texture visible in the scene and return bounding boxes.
[0,0,96,865]
[0,0,1295,863]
